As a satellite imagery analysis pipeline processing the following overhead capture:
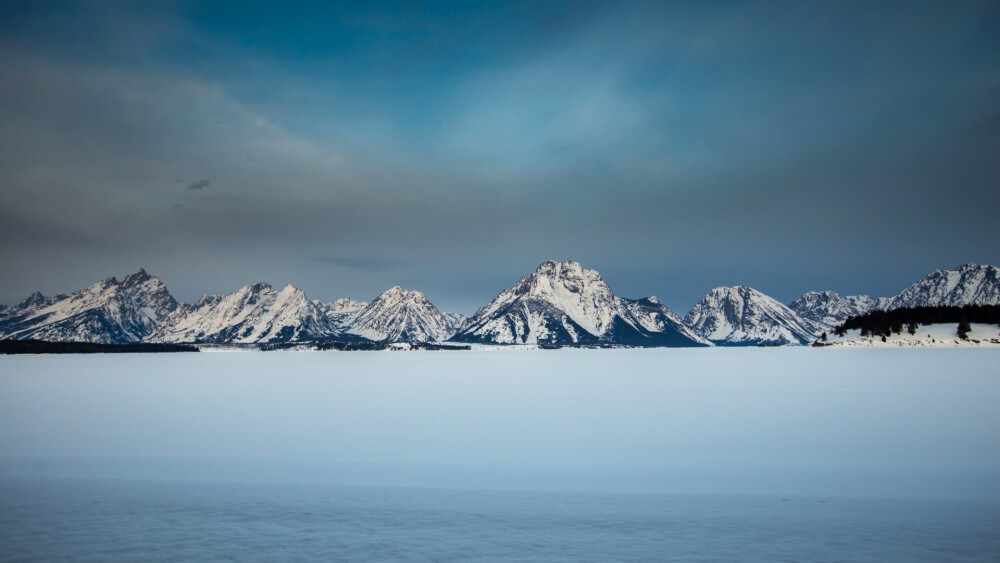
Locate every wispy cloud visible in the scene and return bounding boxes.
[186,178,210,190]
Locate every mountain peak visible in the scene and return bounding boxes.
[16,291,49,309]
[686,285,822,345]
[347,286,453,342]
[0,270,179,344]
[789,290,875,329]
[150,282,336,344]
[379,286,423,299]
[453,261,706,347]
[538,259,581,270]
[880,263,1000,309]
[122,268,156,287]
[534,260,598,280]
[247,282,273,293]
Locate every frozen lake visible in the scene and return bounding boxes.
[1,348,999,560]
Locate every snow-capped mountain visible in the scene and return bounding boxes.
[789,291,876,328]
[685,286,824,346]
[0,269,178,344]
[346,287,457,342]
[878,263,1000,310]
[149,282,339,344]
[451,260,709,347]
[442,312,467,333]
[315,297,368,330]
[5,261,995,348]
[0,291,60,324]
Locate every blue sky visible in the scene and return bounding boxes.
[1,1,998,313]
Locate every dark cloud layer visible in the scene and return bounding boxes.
[315,255,400,272]
[1,1,998,314]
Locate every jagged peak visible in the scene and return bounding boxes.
[246,281,274,293]
[375,286,427,301]
[798,290,840,298]
[278,283,305,294]
[689,286,798,320]
[923,263,997,277]
[347,285,450,342]
[193,294,222,307]
[707,285,758,298]
[121,268,158,287]
[15,291,48,309]
[537,259,582,271]
[534,260,600,280]
[954,263,999,275]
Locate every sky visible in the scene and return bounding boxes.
[1,0,998,314]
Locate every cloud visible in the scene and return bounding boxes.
[0,1,997,312]
[315,255,401,272]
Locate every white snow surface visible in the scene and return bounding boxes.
[789,291,877,329]
[455,260,707,346]
[149,282,337,344]
[2,349,999,501]
[878,263,1000,310]
[685,286,825,345]
[346,286,457,342]
[823,323,1000,347]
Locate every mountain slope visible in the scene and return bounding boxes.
[879,263,1000,310]
[0,270,178,344]
[149,283,339,343]
[315,298,368,330]
[442,312,468,333]
[685,286,823,346]
[452,260,708,347]
[345,287,456,342]
[617,296,712,347]
[0,291,60,324]
[789,291,876,329]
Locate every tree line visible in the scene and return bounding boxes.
[0,340,198,354]
[833,304,1000,339]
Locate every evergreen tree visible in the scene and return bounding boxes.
[957,317,971,340]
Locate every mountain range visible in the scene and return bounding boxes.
[2,262,998,348]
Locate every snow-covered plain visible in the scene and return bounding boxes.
[1,348,998,499]
[2,349,1000,561]
[827,323,1000,347]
